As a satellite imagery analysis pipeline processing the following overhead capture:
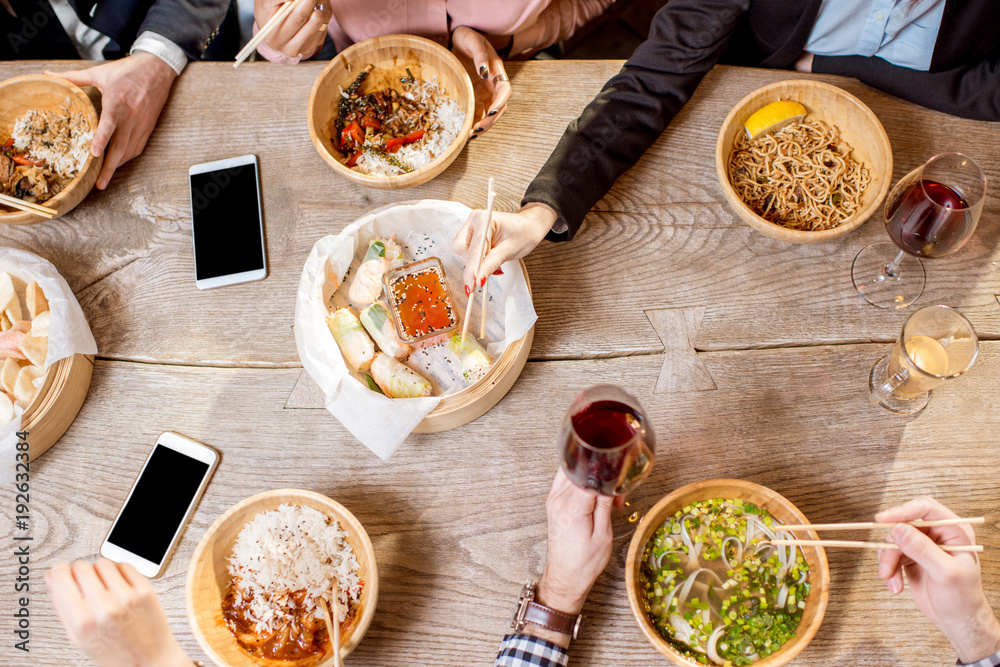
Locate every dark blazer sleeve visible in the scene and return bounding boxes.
[813,55,1000,122]
[522,0,750,241]
[138,0,230,60]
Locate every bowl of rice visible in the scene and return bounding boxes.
[715,80,892,244]
[308,34,475,190]
[186,489,378,666]
[0,74,101,225]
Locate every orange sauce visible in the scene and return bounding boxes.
[389,266,456,340]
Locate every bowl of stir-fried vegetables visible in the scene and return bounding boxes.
[307,34,475,190]
[626,479,829,667]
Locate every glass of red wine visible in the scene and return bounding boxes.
[558,384,655,537]
[852,153,986,308]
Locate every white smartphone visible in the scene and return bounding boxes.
[189,154,267,290]
[100,432,219,578]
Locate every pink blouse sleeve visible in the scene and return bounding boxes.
[509,0,616,55]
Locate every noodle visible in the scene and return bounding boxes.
[728,119,871,231]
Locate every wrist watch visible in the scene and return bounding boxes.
[511,581,584,640]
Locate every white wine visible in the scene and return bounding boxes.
[888,335,949,397]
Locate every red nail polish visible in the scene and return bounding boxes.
[493,267,504,275]
[465,285,471,297]
[480,277,486,287]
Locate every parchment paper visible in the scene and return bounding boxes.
[294,200,537,459]
[0,248,98,483]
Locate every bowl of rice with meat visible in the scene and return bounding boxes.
[0,74,102,225]
[308,34,475,190]
[187,489,378,666]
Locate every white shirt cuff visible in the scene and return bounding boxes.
[130,31,188,75]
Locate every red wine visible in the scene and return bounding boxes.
[560,400,654,496]
[885,179,974,258]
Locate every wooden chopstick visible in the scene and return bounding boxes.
[460,177,495,347]
[778,518,985,531]
[479,266,489,340]
[318,594,342,667]
[767,538,983,553]
[0,193,56,218]
[233,0,302,68]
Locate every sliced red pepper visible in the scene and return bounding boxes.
[12,153,41,166]
[345,150,363,168]
[2,138,14,149]
[384,129,426,153]
[349,121,364,146]
[360,113,382,130]
[403,129,425,143]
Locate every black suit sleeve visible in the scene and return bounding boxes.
[813,54,1000,122]
[522,0,750,241]
[138,0,230,60]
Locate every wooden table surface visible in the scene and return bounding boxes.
[0,59,998,667]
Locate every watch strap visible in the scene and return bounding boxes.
[522,600,581,637]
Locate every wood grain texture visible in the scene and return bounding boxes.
[0,62,995,364]
[646,306,716,392]
[1,343,996,666]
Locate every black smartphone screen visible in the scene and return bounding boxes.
[106,445,210,564]
[190,161,264,281]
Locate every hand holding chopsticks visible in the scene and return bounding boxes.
[768,516,985,552]
[235,0,329,68]
[459,177,495,347]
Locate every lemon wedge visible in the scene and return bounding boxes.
[743,100,807,140]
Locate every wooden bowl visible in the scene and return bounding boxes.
[186,489,379,667]
[0,75,102,225]
[716,79,892,243]
[626,478,830,667]
[23,353,94,461]
[307,35,475,190]
[416,259,533,432]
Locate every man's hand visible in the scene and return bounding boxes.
[46,51,177,189]
[877,497,1000,664]
[47,560,191,667]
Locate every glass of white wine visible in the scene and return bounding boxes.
[869,305,978,414]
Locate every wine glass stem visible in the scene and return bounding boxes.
[884,250,907,278]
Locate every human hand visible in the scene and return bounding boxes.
[877,497,1000,663]
[794,51,814,73]
[47,560,191,667]
[451,26,512,135]
[46,52,177,190]
[536,469,614,616]
[451,202,556,294]
[255,0,332,60]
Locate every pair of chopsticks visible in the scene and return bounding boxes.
[459,177,496,347]
[0,193,55,219]
[318,584,343,667]
[766,517,985,553]
[233,0,304,68]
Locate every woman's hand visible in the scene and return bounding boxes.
[451,202,556,294]
[255,0,332,60]
[877,497,1000,663]
[47,560,191,667]
[451,26,512,135]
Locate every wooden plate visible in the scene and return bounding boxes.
[307,34,475,190]
[23,353,94,461]
[0,75,102,225]
[626,478,830,667]
[716,79,892,243]
[186,489,379,667]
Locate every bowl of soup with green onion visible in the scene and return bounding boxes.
[626,479,829,667]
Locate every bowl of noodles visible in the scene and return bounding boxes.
[626,479,830,667]
[307,34,475,190]
[716,80,892,243]
[0,75,102,225]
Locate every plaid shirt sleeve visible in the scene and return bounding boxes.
[496,633,570,667]
[961,651,1000,667]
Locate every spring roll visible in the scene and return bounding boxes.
[348,237,402,305]
[370,352,432,398]
[326,308,375,372]
[450,334,493,384]
[360,301,410,360]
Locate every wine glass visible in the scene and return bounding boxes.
[869,305,979,414]
[852,153,986,309]
[557,384,655,538]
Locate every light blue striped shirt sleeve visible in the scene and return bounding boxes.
[805,0,946,71]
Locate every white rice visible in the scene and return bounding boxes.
[11,101,92,177]
[227,503,363,634]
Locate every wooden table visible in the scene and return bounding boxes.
[0,59,998,667]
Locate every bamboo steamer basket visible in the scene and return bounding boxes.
[626,478,830,667]
[307,34,475,190]
[415,259,533,433]
[187,489,379,667]
[716,79,892,243]
[0,75,102,225]
[23,353,94,461]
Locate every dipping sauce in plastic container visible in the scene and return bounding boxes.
[383,258,458,343]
